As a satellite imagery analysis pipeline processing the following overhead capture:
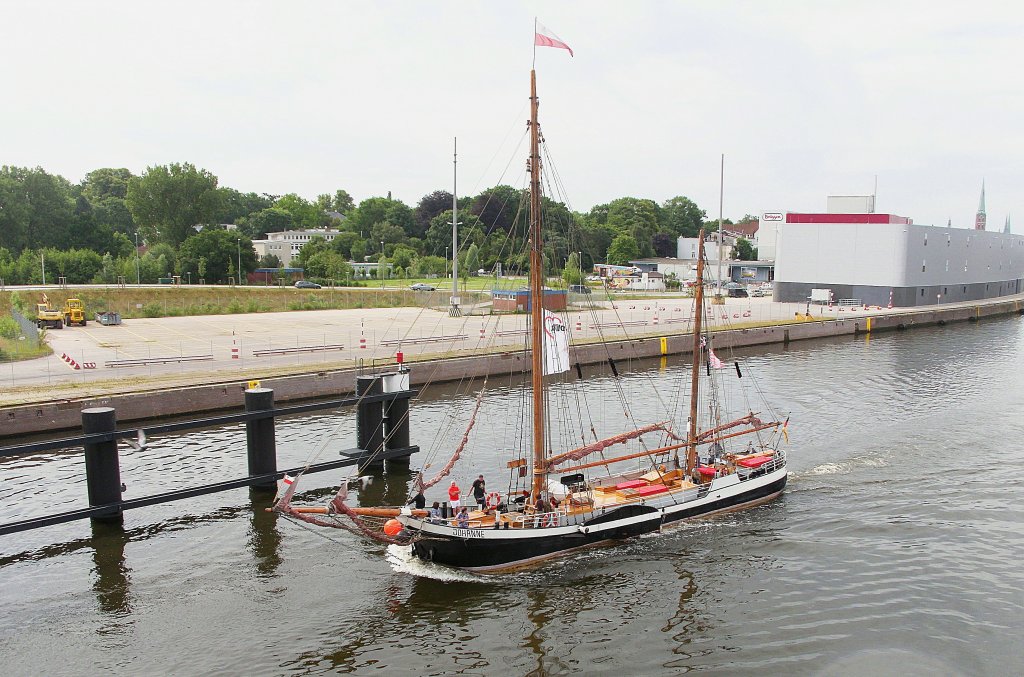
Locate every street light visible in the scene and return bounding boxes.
[445,246,449,279]
[237,238,242,286]
[380,240,385,289]
[134,231,141,285]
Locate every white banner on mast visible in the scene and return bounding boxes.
[542,310,570,375]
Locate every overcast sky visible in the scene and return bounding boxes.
[2,1,1020,231]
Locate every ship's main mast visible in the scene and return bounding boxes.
[684,229,707,473]
[529,69,547,500]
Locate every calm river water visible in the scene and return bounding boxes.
[1,316,1023,676]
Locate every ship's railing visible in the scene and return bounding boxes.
[737,450,787,480]
[511,508,565,529]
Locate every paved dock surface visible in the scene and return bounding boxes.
[0,293,1006,407]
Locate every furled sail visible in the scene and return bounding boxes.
[545,421,673,469]
[542,310,570,375]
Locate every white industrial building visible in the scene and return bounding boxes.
[770,196,1024,307]
[252,229,340,267]
[678,236,733,261]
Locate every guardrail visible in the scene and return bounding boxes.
[252,344,345,357]
[380,334,467,346]
[105,354,214,368]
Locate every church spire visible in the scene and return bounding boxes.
[975,180,987,231]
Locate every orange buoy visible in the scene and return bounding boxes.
[383,519,404,536]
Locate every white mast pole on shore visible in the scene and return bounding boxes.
[450,137,461,317]
[717,153,724,292]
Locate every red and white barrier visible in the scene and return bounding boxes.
[60,352,81,370]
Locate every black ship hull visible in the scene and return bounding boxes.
[410,473,787,572]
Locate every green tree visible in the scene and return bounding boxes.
[215,188,272,224]
[414,190,454,238]
[81,168,133,202]
[90,196,136,235]
[258,253,282,268]
[294,236,330,268]
[329,231,359,259]
[606,233,640,266]
[0,166,76,252]
[274,193,319,229]
[303,250,352,281]
[464,243,480,278]
[350,239,369,262]
[331,189,355,214]
[562,251,583,285]
[652,232,676,258]
[126,163,220,246]
[425,210,483,257]
[0,170,33,253]
[606,197,659,257]
[370,222,407,249]
[177,230,255,283]
[241,207,294,239]
[390,245,418,269]
[471,185,525,234]
[732,237,757,260]
[147,242,178,275]
[345,196,414,237]
[661,196,706,237]
[413,255,445,277]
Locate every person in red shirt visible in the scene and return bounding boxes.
[448,480,461,510]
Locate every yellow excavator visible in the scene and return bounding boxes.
[36,294,64,329]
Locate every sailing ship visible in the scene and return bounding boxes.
[274,66,789,573]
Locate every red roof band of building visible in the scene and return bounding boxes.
[785,213,912,225]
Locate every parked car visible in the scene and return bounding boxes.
[294,280,321,289]
[750,287,768,297]
[410,283,436,291]
[569,284,591,294]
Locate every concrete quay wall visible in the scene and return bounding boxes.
[3,298,1021,438]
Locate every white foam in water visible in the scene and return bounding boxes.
[385,544,489,582]
[800,454,890,477]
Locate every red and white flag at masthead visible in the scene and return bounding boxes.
[535,22,573,57]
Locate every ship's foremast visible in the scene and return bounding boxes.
[529,69,547,501]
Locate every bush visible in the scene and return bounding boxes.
[0,316,20,339]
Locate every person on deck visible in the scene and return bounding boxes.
[428,501,442,522]
[471,475,487,509]
[448,480,461,510]
[456,507,470,528]
[407,490,426,510]
[533,496,550,528]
